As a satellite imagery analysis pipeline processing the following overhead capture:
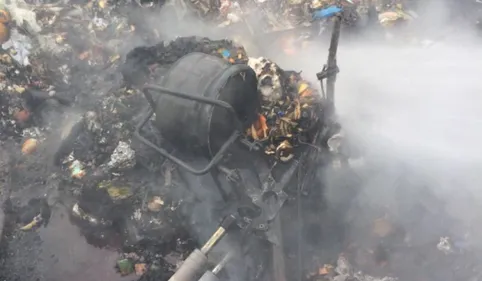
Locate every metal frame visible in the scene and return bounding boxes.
[134,84,242,175]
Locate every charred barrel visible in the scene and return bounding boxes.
[151,52,259,157]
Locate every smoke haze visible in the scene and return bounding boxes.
[122,0,482,279]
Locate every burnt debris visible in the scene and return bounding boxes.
[0,12,341,277]
[0,1,473,281]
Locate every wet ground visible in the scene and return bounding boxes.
[1,4,482,280]
[1,204,132,281]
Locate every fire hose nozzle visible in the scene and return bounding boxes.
[201,215,236,255]
[167,215,237,281]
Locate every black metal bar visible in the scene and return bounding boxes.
[143,85,235,109]
[296,163,303,281]
[143,84,243,131]
[326,15,341,106]
[135,84,244,175]
[210,169,230,202]
[135,114,239,175]
[143,89,157,110]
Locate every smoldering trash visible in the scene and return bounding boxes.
[0,0,474,281]
[122,36,326,164]
[0,4,341,276]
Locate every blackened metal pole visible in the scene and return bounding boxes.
[326,15,341,105]
[167,215,236,281]
[317,15,342,117]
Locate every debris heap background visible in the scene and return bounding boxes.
[1,0,482,281]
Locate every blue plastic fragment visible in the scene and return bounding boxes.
[312,5,343,20]
[221,49,231,58]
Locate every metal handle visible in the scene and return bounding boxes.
[134,84,242,175]
[143,84,243,130]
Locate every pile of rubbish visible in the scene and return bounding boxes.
[377,3,415,28]
[246,57,321,161]
[186,0,360,30]
[0,2,214,280]
[185,0,417,33]
[178,0,426,56]
[309,255,398,281]
[123,36,323,162]
[0,0,469,281]
[0,0,326,273]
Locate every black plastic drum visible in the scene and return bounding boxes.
[153,52,259,157]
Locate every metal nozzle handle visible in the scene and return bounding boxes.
[212,252,234,275]
[200,215,237,255]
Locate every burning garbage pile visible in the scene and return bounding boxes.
[0,1,437,281]
[0,1,338,274]
[0,1,470,281]
[246,57,321,162]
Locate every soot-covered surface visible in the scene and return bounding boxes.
[0,35,250,281]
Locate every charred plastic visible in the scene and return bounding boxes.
[151,52,259,158]
[131,43,328,240]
